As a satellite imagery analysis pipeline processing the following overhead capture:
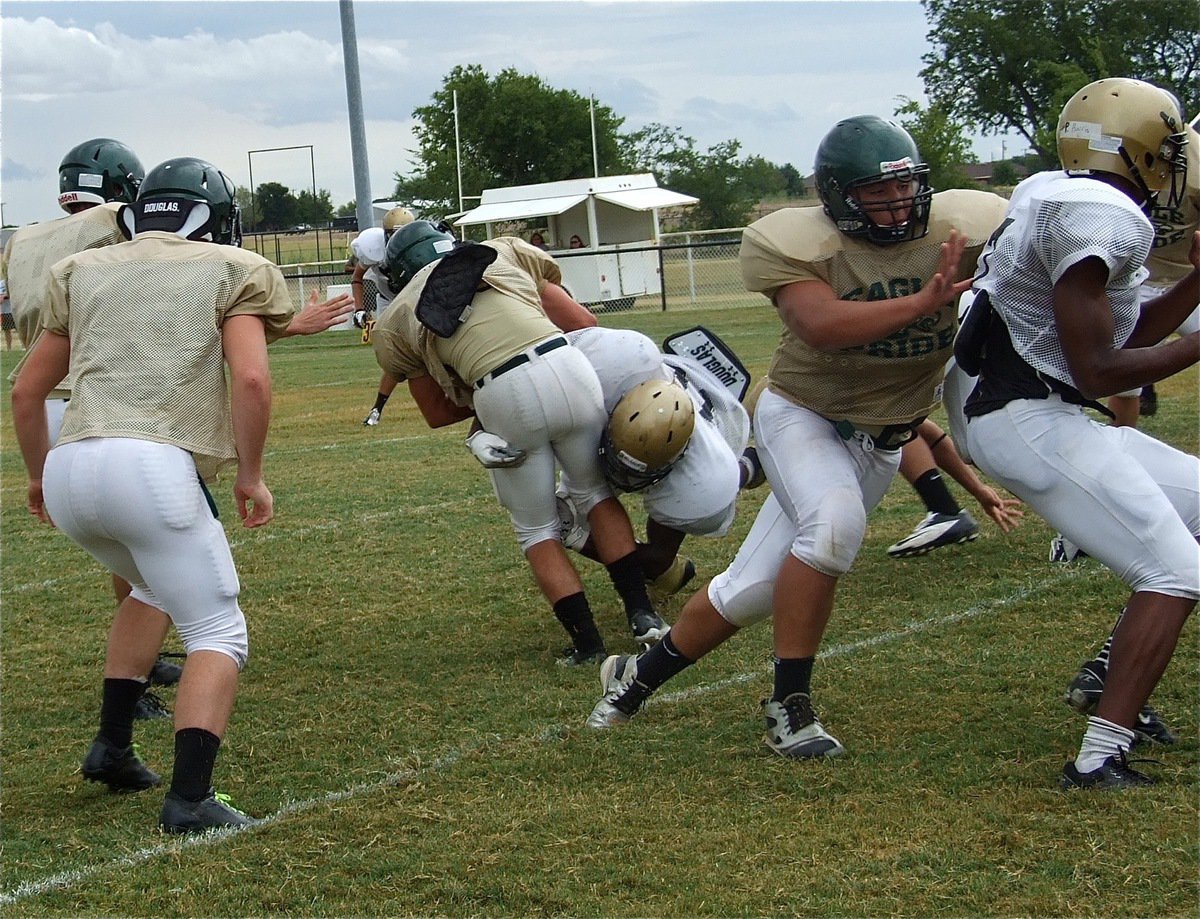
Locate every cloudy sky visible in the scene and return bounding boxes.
[1,0,1021,227]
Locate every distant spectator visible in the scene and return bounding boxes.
[569,234,585,249]
[530,232,549,250]
[1,279,13,350]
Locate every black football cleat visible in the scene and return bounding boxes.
[1060,752,1156,790]
[81,738,161,792]
[160,789,256,834]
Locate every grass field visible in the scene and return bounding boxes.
[2,306,1196,917]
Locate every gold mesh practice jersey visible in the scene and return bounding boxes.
[740,189,1008,426]
[3,203,127,396]
[44,231,294,480]
[1146,126,1200,288]
[373,236,564,406]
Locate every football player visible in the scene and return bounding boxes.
[355,206,414,425]
[372,220,667,664]
[587,117,1009,757]
[1106,119,1200,426]
[958,78,1198,788]
[547,326,758,602]
[2,139,353,721]
[12,156,294,833]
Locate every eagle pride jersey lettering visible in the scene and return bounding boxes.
[740,189,1008,426]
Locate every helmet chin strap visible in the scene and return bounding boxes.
[1117,146,1157,211]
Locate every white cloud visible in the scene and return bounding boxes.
[0,1,1025,228]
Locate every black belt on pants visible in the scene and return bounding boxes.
[475,336,569,389]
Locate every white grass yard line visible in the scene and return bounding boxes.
[648,565,1089,709]
[0,564,1087,906]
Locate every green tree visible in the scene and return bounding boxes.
[920,0,1200,168]
[659,139,771,229]
[990,161,1020,187]
[234,184,261,231]
[779,163,807,198]
[295,188,334,225]
[894,97,980,191]
[335,200,357,218]
[250,181,299,231]
[394,65,627,211]
[621,122,695,174]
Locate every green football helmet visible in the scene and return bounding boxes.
[814,116,933,244]
[133,157,242,245]
[382,219,458,290]
[58,138,145,212]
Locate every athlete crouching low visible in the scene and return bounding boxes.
[371,220,668,665]
[12,156,294,833]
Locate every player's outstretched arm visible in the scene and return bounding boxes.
[282,289,355,337]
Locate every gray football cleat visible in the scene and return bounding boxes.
[762,693,845,759]
[586,654,643,729]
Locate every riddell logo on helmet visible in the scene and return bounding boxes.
[880,157,915,174]
[59,192,81,204]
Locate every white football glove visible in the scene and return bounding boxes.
[466,430,527,469]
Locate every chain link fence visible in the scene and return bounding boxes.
[274,227,764,320]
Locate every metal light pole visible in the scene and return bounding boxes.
[340,0,373,231]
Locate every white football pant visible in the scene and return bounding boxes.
[42,437,249,667]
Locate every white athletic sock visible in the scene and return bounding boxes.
[1075,715,1135,773]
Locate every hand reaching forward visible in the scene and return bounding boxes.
[286,290,355,337]
[919,229,973,315]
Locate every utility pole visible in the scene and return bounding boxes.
[339,0,373,230]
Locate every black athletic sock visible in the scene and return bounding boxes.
[630,632,693,693]
[553,592,603,652]
[772,656,815,703]
[605,552,653,616]
[97,677,148,749]
[373,391,391,413]
[912,469,960,516]
[170,727,223,802]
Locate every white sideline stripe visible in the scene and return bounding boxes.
[0,745,476,907]
[4,496,490,594]
[0,565,1085,905]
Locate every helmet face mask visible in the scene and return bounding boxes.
[58,138,145,212]
[382,219,458,290]
[1058,77,1189,211]
[814,116,933,245]
[130,157,242,246]
[599,379,695,492]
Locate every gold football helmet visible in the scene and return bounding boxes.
[1057,77,1188,209]
[382,206,415,238]
[600,379,695,492]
